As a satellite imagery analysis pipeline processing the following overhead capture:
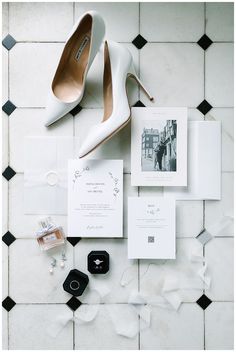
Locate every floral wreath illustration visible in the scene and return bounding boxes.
[73,167,120,198]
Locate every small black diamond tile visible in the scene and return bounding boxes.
[70,104,82,116]
[2,166,16,181]
[2,231,16,246]
[197,34,213,50]
[196,294,212,310]
[66,297,81,311]
[133,100,146,107]
[2,296,16,311]
[67,237,81,246]
[2,100,16,116]
[2,34,16,50]
[197,100,212,115]
[132,35,147,49]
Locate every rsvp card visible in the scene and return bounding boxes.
[128,197,176,259]
[68,159,123,237]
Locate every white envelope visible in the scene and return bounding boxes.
[164,121,221,200]
[24,137,79,215]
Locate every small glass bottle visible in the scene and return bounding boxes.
[36,217,65,251]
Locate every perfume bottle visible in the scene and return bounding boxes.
[36,217,65,251]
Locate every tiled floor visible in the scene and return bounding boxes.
[2,2,234,350]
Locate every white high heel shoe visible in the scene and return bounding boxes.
[78,41,153,158]
[44,11,105,127]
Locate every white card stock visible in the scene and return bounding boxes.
[164,121,221,200]
[68,159,123,237]
[128,197,176,259]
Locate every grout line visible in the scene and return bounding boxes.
[15,106,235,110]
[73,2,75,24]
[203,4,206,350]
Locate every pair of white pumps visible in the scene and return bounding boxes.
[45,11,153,158]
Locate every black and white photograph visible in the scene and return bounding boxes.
[141,120,177,172]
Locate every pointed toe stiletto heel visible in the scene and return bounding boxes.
[44,11,105,127]
[78,40,154,158]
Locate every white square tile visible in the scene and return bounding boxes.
[9,174,67,238]
[205,302,234,350]
[139,239,203,303]
[140,303,204,349]
[9,304,73,350]
[74,108,132,173]
[2,112,8,173]
[75,2,139,42]
[2,177,8,235]
[176,200,203,238]
[74,239,138,303]
[188,108,204,121]
[2,2,9,38]
[9,108,73,173]
[205,238,233,301]
[9,2,73,41]
[10,43,64,107]
[205,173,234,236]
[75,304,139,350]
[140,43,204,107]
[2,49,8,104]
[9,239,74,303]
[206,3,234,42]
[140,3,204,42]
[80,43,139,108]
[2,309,8,350]
[124,174,138,238]
[139,186,163,197]
[206,108,234,172]
[2,243,9,298]
[205,44,234,107]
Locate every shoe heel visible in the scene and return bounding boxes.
[128,65,154,102]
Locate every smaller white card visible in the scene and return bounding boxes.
[68,159,123,237]
[128,197,176,259]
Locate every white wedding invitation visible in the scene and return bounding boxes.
[131,107,187,186]
[164,121,221,200]
[128,197,176,259]
[68,159,123,237]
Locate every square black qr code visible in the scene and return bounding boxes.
[148,236,155,243]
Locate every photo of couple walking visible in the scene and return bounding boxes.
[141,120,177,172]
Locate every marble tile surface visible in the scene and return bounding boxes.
[205,302,234,350]
[205,172,234,236]
[139,239,204,303]
[140,43,204,107]
[9,304,73,350]
[75,2,139,42]
[205,43,234,107]
[206,3,234,42]
[2,2,234,350]
[205,238,233,301]
[10,43,64,107]
[9,239,74,303]
[140,303,204,350]
[140,3,204,42]
[9,2,73,41]
[2,112,9,172]
[75,304,139,350]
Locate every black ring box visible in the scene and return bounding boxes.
[88,250,109,274]
[63,269,89,296]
